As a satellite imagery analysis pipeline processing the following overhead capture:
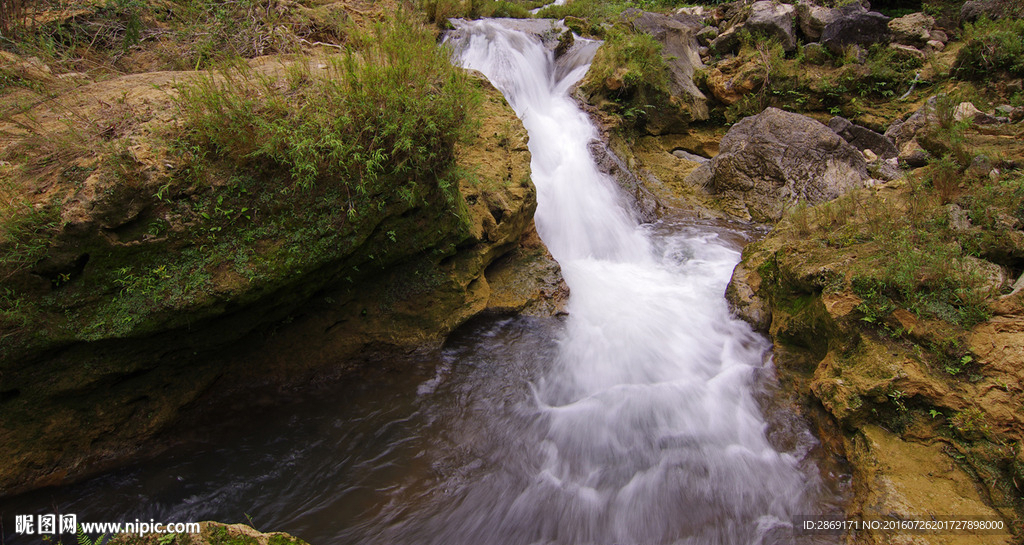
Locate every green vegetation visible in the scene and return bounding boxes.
[713,35,930,123]
[954,17,1024,80]
[176,17,478,197]
[0,0,324,73]
[108,524,308,545]
[0,9,482,346]
[581,27,673,128]
[421,0,535,25]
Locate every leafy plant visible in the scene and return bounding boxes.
[954,17,1024,80]
[77,526,108,545]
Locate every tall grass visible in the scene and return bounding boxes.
[954,17,1024,80]
[175,14,480,209]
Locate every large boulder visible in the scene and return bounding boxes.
[691,107,871,222]
[796,1,837,41]
[746,0,798,52]
[821,10,891,55]
[888,12,934,48]
[622,9,709,123]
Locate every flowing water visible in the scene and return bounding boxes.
[0,19,843,545]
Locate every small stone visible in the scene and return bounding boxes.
[928,29,948,44]
[672,149,709,163]
[863,149,878,162]
[902,149,929,168]
[925,39,945,52]
[697,26,718,47]
[797,1,837,41]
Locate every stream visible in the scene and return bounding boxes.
[0,19,844,545]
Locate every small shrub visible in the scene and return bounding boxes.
[954,17,1024,80]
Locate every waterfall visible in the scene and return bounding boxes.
[425,19,823,544]
[0,19,833,545]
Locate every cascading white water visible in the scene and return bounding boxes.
[0,19,838,545]
[440,19,823,544]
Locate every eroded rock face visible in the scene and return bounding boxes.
[726,185,1024,542]
[705,56,764,106]
[961,0,1012,23]
[885,96,939,165]
[621,9,709,124]
[0,68,561,497]
[693,107,871,222]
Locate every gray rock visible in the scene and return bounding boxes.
[888,12,934,47]
[697,107,871,222]
[961,0,1010,23]
[672,149,710,163]
[821,11,891,55]
[966,155,993,179]
[869,157,902,181]
[588,139,662,222]
[622,9,709,122]
[828,116,900,160]
[929,29,948,44]
[726,261,771,331]
[710,27,743,55]
[925,39,945,52]
[946,204,972,232]
[697,25,718,46]
[686,162,714,189]
[797,1,837,41]
[885,96,939,159]
[747,1,798,51]
[954,101,1005,125]
[902,149,930,168]
[676,5,712,21]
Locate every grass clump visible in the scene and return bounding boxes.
[176,15,479,204]
[954,17,1024,80]
[581,27,673,128]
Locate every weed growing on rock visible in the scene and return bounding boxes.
[176,14,479,206]
[581,27,672,129]
[954,17,1024,80]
